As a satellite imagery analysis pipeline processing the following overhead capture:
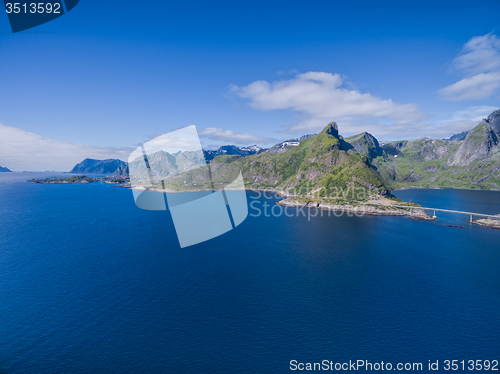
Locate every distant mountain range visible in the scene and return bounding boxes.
[266,134,316,154]
[445,131,468,141]
[0,166,12,172]
[68,109,500,192]
[70,145,266,176]
[203,145,265,161]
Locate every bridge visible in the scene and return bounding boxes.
[369,203,500,222]
[286,193,500,222]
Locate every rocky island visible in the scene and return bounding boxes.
[472,218,500,230]
[277,196,435,220]
[29,175,129,184]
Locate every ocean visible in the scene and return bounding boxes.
[0,173,499,373]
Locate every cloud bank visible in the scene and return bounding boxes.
[439,33,500,101]
[230,71,427,134]
[0,123,132,171]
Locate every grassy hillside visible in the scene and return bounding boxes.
[236,122,389,198]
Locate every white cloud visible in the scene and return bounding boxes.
[199,127,276,146]
[452,33,500,75]
[430,105,500,139]
[230,71,427,133]
[347,106,498,141]
[439,33,500,101]
[140,126,203,156]
[450,105,499,122]
[0,123,132,171]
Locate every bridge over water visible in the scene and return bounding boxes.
[291,193,500,222]
[373,204,500,222]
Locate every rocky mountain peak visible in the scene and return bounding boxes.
[447,109,500,167]
[486,109,500,134]
[323,122,339,138]
[345,132,383,161]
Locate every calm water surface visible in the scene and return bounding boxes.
[0,174,499,373]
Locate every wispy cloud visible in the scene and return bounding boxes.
[230,71,427,133]
[0,123,132,171]
[450,105,499,122]
[334,106,498,141]
[433,105,500,138]
[439,33,500,101]
[199,127,277,146]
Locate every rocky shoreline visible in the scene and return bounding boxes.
[472,218,500,230]
[28,176,129,185]
[277,198,435,220]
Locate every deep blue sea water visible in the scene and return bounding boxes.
[0,174,499,373]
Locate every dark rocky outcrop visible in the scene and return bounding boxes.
[345,132,384,161]
[445,131,468,141]
[299,134,316,141]
[448,110,500,167]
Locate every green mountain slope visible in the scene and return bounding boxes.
[371,138,465,189]
[234,122,389,197]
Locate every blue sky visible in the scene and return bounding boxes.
[1,0,500,169]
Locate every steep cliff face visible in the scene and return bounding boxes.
[382,138,458,162]
[345,132,384,161]
[446,131,468,141]
[448,110,500,167]
[488,109,500,134]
